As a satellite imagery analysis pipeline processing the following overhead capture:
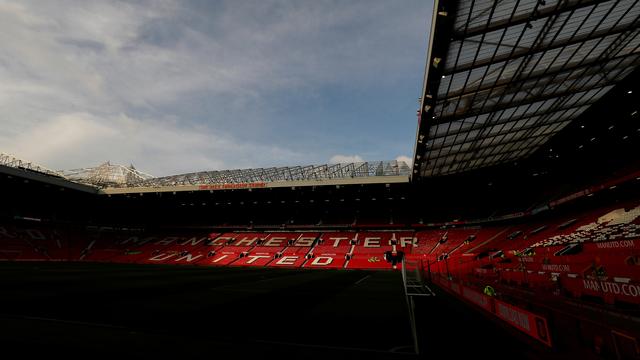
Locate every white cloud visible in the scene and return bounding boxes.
[0,0,310,174]
[395,155,412,166]
[329,154,364,164]
[0,112,305,176]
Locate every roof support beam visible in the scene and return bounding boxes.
[427,116,574,152]
[424,131,558,162]
[433,82,613,124]
[440,53,639,100]
[443,22,638,75]
[452,0,605,40]
[428,100,593,140]
[424,146,539,175]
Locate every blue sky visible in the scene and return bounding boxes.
[0,0,433,176]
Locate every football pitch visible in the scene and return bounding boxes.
[0,262,529,358]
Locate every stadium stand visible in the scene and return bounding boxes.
[2,150,640,359]
[427,201,640,308]
[3,198,639,276]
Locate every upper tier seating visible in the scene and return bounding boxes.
[529,205,640,248]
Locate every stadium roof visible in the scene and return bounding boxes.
[61,162,154,188]
[0,153,65,179]
[101,160,411,194]
[0,153,98,193]
[1,155,410,193]
[413,0,640,178]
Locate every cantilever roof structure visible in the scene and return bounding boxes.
[127,160,410,188]
[2,157,410,193]
[40,160,409,193]
[95,160,410,194]
[98,160,411,194]
[0,153,98,193]
[413,0,640,178]
[1,156,410,193]
[0,153,65,179]
[61,162,154,188]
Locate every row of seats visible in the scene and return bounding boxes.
[93,231,418,269]
[528,205,640,248]
[2,200,639,276]
[426,204,640,306]
[0,227,420,270]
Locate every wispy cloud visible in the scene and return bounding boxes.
[329,154,364,164]
[2,112,308,175]
[0,0,431,175]
[395,155,412,166]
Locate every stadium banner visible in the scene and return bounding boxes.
[461,286,493,312]
[449,281,461,295]
[433,278,553,347]
[583,239,638,252]
[531,205,549,215]
[494,300,552,347]
[198,182,267,190]
[564,277,640,305]
[464,211,529,226]
[537,263,575,273]
[595,169,640,192]
[549,189,589,208]
[549,169,640,208]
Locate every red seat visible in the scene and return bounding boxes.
[267,234,318,268]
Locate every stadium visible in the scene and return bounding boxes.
[1,0,640,358]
